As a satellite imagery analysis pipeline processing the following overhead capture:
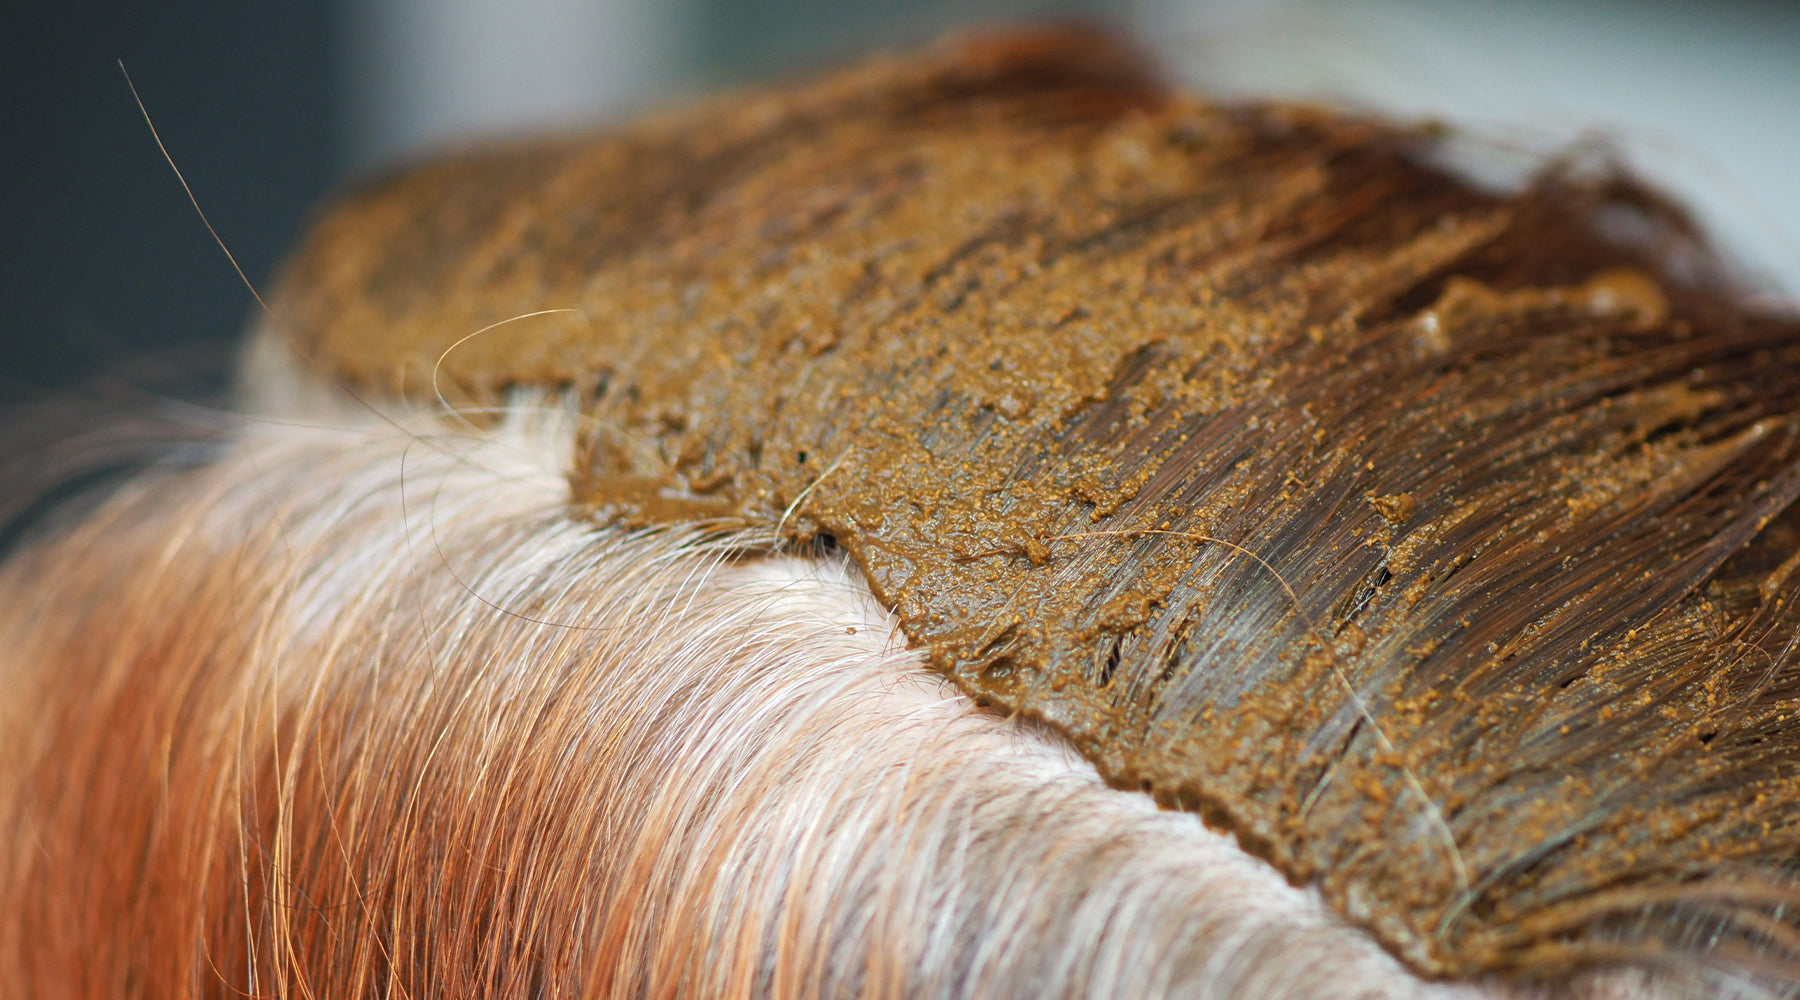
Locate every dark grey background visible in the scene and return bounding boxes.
[2,1,333,397]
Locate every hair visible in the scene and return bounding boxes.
[3,24,1799,1000]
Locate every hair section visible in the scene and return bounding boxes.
[0,396,1720,998]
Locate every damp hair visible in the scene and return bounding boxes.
[4,25,1800,1000]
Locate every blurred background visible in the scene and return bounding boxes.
[4,0,1799,400]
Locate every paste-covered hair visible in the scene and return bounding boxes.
[272,27,1800,982]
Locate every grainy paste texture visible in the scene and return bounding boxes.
[275,28,1800,982]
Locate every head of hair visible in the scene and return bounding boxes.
[5,24,1800,998]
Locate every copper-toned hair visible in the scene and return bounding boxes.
[3,26,1799,999]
